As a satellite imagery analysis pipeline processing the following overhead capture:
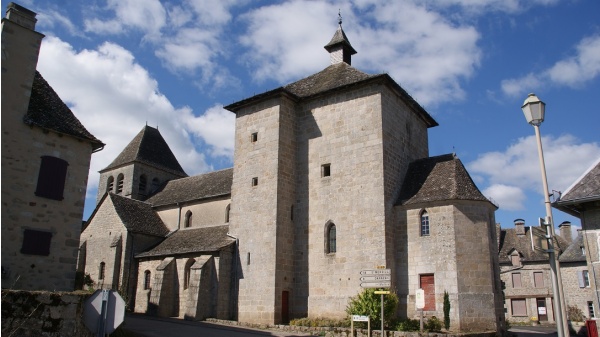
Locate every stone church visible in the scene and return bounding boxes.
[79,19,504,332]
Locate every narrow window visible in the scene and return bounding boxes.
[326,223,336,254]
[143,270,151,290]
[184,210,193,228]
[579,270,590,287]
[252,177,258,186]
[589,301,596,318]
[534,271,544,288]
[512,273,522,288]
[20,229,52,256]
[107,176,115,193]
[419,274,435,311]
[151,178,160,193]
[116,174,124,194]
[511,299,527,316]
[184,259,194,290]
[251,132,258,142]
[139,174,147,196]
[420,210,430,236]
[225,204,231,223]
[99,262,106,280]
[35,156,69,200]
[322,164,331,177]
[291,205,294,221]
[247,252,251,265]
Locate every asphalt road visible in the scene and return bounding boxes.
[121,314,317,337]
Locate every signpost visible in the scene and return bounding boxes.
[351,315,371,337]
[359,268,391,337]
[416,288,425,332]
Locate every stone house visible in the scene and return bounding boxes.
[554,158,600,322]
[559,232,596,321]
[1,3,103,291]
[79,18,504,332]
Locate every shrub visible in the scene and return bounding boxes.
[567,305,586,322]
[425,316,442,332]
[345,288,398,330]
[290,317,350,327]
[396,318,420,331]
[443,291,450,330]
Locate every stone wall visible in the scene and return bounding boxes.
[154,197,231,231]
[1,290,94,337]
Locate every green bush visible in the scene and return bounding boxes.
[290,317,350,327]
[345,288,398,330]
[424,316,442,332]
[567,305,586,322]
[396,318,420,331]
[443,291,450,330]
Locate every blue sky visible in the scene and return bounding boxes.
[6,0,600,232]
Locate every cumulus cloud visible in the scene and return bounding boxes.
[84,0,166,39]
[501,34,600,96]
[36,37,235,196]
[468,134,600,210]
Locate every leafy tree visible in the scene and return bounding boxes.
[346,288,398,329]
[425,316,442,332]
[443,290,450,330]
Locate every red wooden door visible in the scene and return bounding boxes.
[420,274,435,311]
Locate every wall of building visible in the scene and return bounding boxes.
[154,197,231,231]
[561,262,596,320]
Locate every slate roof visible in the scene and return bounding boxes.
[136,225,235,258]
[553,159,600,217]
[558,233,586,263]
[323,23,357,55]
[24,71,104,150]
[108,193,169,237]
[145,168,233,207]
[498,226,570,264]
[396,154,491,206]
[100,125,187,176]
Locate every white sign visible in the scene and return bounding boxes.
[352,315,370,322]
[415,289,425,310]
[360,281,391,288]
[360,275,391,282]
[538,307,547,315]
[360,269,391,276]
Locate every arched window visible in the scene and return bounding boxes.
[143,270,151,290]
[99,262,105,280]
[225,204,231,223]
[184,210,192,228]
[184,259,195,290]
[420,210,430,236]
[326,222,336,254]
[107,176,115,193]
[139,174,147,195]
[151,178,160,193]
[116,174,124,194]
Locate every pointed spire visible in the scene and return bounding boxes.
[324,10,357,65]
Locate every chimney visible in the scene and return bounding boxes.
[558,221,573,244]
[5,2,37,30]
[514,219,526,235]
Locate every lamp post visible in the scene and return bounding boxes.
[521,93,569,337]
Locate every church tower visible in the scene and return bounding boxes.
[96,126,187,202]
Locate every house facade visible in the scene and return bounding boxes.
[1,3,103,291]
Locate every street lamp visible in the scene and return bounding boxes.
[521,93,569,337]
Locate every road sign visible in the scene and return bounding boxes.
[352,315,369,322]
[360,269,391,276]
[374,290,390,295]
[84,289,126,336]
[361,281,391,288]
[415,288,425,310]
[360,275,391,282]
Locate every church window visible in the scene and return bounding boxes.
[139,174,147,195]
[184,210,192,228]
[420,210,430,236]
[322,164,331,177]
[99,262,105,280]
[20,229,52,256]
[252,177,258,186]
[225,204,231,223]
[290,205,294,221]
[511,299,527,316]
[251,132,258,142]
[151,178,160,192]
[326,222,336,254]
[143,270,151,290]
[247,252,251,265]
[116,174,124,194]
[35,156,68,201]
[184,259,194,290]
[107,176,115,193]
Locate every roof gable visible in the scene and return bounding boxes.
[558,158,600,203]
[109,193,169,237]
[24,71,103,150]
[101,125,187,176]
[136,225,235,258]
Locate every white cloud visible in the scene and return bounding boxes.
[468,134,600,210]
[417,0,559,15]
[185,105,236,158]
[501,34,600,96]
[36,37,235,197]
[483,184,526,211]
[84,0,166,39]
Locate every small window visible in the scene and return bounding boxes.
[139,174,147,195]
[116,174,124,194]
[511,298,527,316]
[21,229,52,256]
[144,270,151,290]
[184,210,192,228]
[534,271,544,288]
[151,178,160,193]
[35,156,69,200]
[420,210,430,236]
[579,270,590,288]
[251,132,258,142]
[512,273,522,288]
[247,252,251,265]
[511,252,521,267]
[291,205,294,221]
[322,164,331,177]
[326,223,336,254]
[589,301,596,318]
[225,204,231,223]
[107,176,115,193]
[252,177,258,186]
[184,259,194,290]
[99,262,106,280]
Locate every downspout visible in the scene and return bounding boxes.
[226,232,239,320]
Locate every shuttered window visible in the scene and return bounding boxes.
[511,299,527,316]
[20,229,52,256]
[419,274,435,311]
[534,272,544,288]
[512,273,522,288]
[35,156,68,200]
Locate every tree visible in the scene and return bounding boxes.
[443,291,450,330]
[346,288,398,329]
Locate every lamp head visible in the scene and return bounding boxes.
[521,93,545,126]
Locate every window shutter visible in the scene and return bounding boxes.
[577,271,585,288]
[21,229,52,256]
[35,156,68,200]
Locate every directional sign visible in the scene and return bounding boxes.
[374,290,390,295]
[360,275,391,282]
[360,269,391,276]
[352,315,370,322]
[360,281,391,288]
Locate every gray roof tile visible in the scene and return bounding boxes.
[109,193,170,237]
[24,71,103,150]
[136,225,235,258]
[558,233,586,263]
[498,226,570,263]
[557,159,600,203]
